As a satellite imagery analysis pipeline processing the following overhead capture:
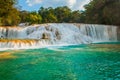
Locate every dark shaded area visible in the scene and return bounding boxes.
[84,0,120,26]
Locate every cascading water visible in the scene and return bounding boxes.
[0,23,119,50]
[77,24,118,42]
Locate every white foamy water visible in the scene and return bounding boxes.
[0,23,118,50]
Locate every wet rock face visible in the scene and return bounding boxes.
[0,36,4,39]
[55,30,61,40]
[0,33,5,39]
[42,33,50,39]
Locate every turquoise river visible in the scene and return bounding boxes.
[0,42,120,80]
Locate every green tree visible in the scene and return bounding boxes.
[0,0,20,26]
[19,10,29,23]
[84,0,120,25]
[38,7,57,23]
[102,1,120,25]
[54,6,71,22]
[38,6,87,23]
[26,11,42,24]
[68,10,81,23]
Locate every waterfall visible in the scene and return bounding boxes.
[77,24,118,42]
[0,23,118,50]
[0,39,51,50]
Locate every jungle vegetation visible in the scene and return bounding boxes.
[0,0,120,26]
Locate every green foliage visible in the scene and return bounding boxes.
[68,11,81,23]
[54,6,71,22]
[38,6,81,23]
[102,1,120,25]
[84,0,120,25]
[38,7,57,23]
[0,0,20,26]
[0,0,119,26]
[19,0,120,26]
[19,11,29,23]
[19,1,120,25]
[19,11,43,25]
[26,11,42,24]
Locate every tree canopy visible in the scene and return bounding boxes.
[0,0,20,26]
[0,0,119,26]
[84,0,120,25]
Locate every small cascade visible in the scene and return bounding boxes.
[0,39,51,50]
[0,23,119,50]
[0,27,21,39]
[77,24,118,42]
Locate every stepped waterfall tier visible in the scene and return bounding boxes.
[0,23,119,50]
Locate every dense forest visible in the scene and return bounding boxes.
[0,0,120,26]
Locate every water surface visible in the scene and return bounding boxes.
[0,43,120,80]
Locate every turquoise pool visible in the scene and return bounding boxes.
[0,43,120,80]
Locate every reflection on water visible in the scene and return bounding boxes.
[0,43,120,80]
